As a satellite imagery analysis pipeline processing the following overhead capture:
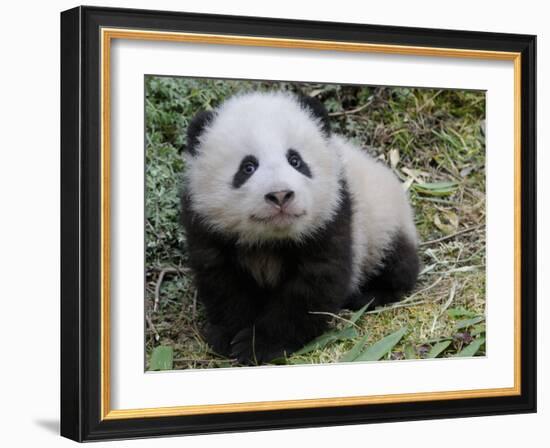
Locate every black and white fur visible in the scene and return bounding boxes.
[180,92,419,364]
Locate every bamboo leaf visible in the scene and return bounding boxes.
[426,340,452,358]
[354,328,408,362]
[333,326,359,340]
[340,333,370,362]
[424,336,453,344]
[295,327,358,355]
[349,302,371,324]
[455,337,486,357]
[447,307,478,319]
[471,324,486,336]
[149,346,173,371]
[454,316,485,330]
[414,181,458,197]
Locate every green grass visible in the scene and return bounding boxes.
[144,76,486,370]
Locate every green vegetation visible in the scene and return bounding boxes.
[145,76,486,370]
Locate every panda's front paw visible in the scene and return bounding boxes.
[204,323,233,356]
[230,327,286,365]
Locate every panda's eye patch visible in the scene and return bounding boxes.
[287,149,312,178]
[233,155,258,188]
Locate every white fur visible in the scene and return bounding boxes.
[330,135,418,289]
[184,91,417,290]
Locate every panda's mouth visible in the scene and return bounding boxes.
[250,211,306,225]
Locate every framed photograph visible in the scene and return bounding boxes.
[60,6,536,441]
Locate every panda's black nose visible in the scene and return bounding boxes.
[265,190,295,208]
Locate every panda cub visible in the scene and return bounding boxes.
[181,91,419,364]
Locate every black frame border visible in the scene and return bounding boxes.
[61,5,536,442]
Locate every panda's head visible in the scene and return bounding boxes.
[183,91,342,245]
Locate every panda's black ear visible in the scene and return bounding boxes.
[186,110,215,156]
[298,95,331,137]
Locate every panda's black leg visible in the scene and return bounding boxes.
[344,232,420,310]
[344,290,374,311]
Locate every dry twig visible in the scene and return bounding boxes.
[309,311,361,329]
[154,266,189,312]
[145,313,160,342]
[430,281,458,335]
[328,100,373,117]
[419,224,483,247]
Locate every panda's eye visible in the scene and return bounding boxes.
[242,161,257,174]
[288,155,301,168]
[286,149,312,178]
